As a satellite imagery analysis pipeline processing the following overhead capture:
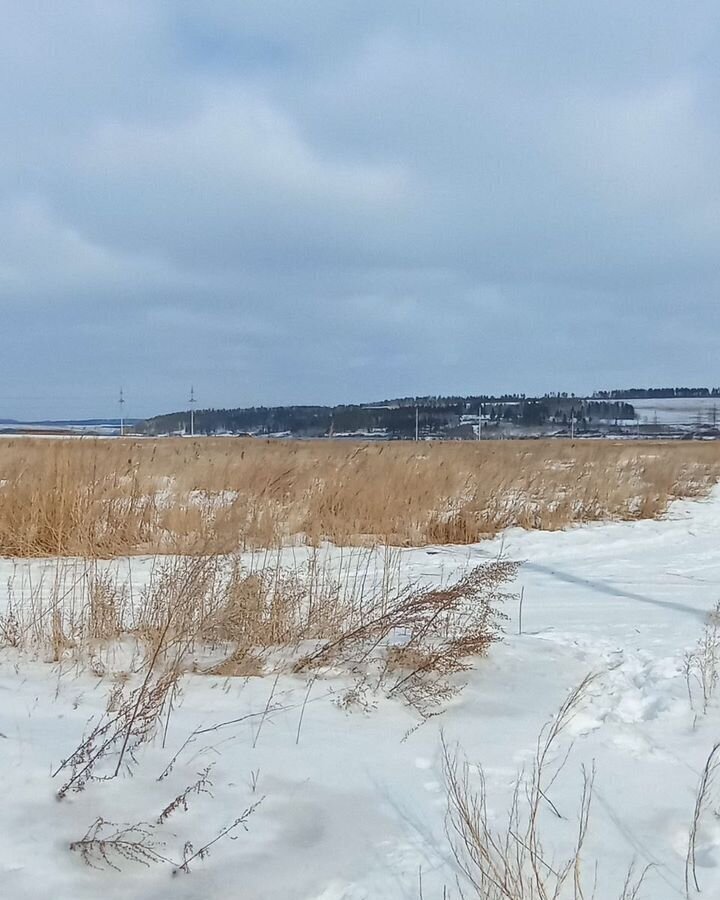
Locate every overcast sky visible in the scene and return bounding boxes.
[1,2,719,418]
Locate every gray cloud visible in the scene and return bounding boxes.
[1,1,719,417]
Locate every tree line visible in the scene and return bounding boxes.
[139,395,637,438]
[593,387,720,399]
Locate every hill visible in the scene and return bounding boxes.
[138,395,636,439]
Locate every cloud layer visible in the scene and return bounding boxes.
[2,2,719,417]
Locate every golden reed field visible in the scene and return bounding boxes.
[0,436,719,557]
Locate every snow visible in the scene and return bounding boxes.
[632,396,720,425]
[4,490,720,897]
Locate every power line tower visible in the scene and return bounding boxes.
[188,386,196,437]
[119,387,125,437]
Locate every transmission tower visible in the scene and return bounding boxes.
[119,387,125,437]
[188,386,196,437]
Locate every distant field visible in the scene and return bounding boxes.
[631,396,720,425]
[0,436,719,556]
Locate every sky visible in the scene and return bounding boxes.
[1,2,719,419]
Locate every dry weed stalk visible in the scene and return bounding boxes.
[157,765,214,824]
[70,818,168,871]
[54,667,180,798]
[443,674,650,899]
[684,600,720,715]
[386,562,516,708]
[0,599,20,647]
[53,560,212,796]
[0,557,116,657]
[296,560,516,713]
[87,570,125,641]
[685,743,720,897]
[70,795,264,874]
[158,707,286,783]
[174,797,265,874]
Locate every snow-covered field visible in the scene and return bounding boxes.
[632,396,720,426]
[3,490,720,898]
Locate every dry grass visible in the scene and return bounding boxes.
[684,599,720,716]
[295,559,517,713]
[1,549,515,708]
[443,674,650,899]
[686,743,720,897]
[0,436,718,557]
[39,548,513,882]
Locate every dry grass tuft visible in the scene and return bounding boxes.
[443,674,650,899]
[295,559,517,712]
[684,600,720,716]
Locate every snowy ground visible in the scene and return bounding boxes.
[632,396,720,426]
[3,490,720,898]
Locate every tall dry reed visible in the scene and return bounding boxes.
[0,436,718,556]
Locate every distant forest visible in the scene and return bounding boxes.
[139,394,636,439]
[593,387,720,399]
